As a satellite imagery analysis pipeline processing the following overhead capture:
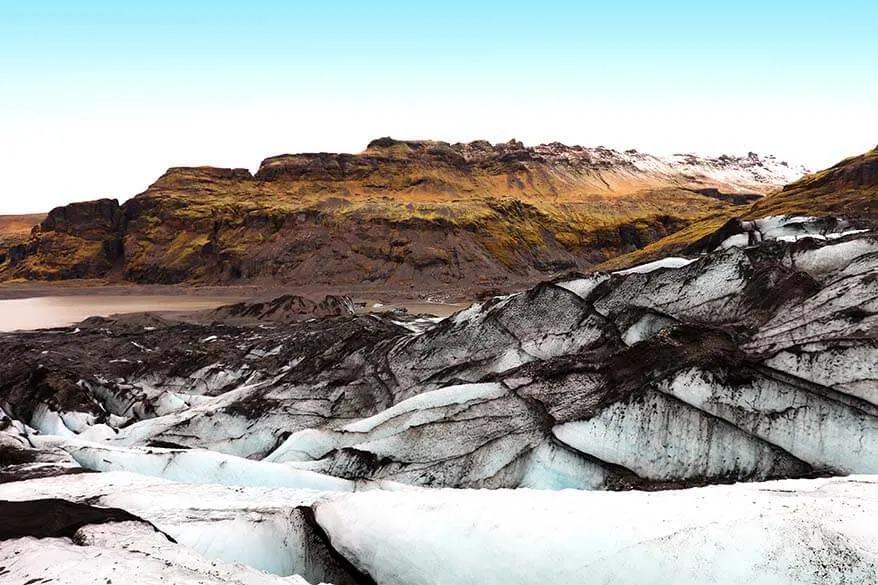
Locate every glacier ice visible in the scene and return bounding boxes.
[313,476,878,585]
[1,212,877,584]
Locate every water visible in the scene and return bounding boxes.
[0,295,239,332]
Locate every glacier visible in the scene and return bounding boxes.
[1,472,876,585]
[0,213,876,583]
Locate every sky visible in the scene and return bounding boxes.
[1,0,877,214]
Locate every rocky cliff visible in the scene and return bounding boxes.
[0,139,806,291]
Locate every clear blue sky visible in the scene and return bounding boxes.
[1,0,876,212]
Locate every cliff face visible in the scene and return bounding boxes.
[0,138,806,290]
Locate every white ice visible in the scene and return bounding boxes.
[30,436,356,491]
[553,390,801,481]
[621,312,678,345]
[613,256,696,275]
[554,273,610,300]
[662,368,878,473]
[0,521,317,585]
[268,383,508,463]
[0,471,338,579]
[314,476,878,585]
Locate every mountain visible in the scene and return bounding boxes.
[0,138,805,293]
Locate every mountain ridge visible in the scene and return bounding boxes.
[0,138,807,292]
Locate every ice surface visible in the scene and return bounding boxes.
[314,476,878,585]
[553,390,804,481]
[743,216,871,247]
[792,237,878,276]
[517,441,609,490]
[720,233,750,249]
[268,383,509,463]
[3,464,877,585]
[0,472,347,582]
[662,368,878,473]
[594,247,751,322]
[30,404,76,437]
[754,215,827,241]
[102,378,303,458]
[489,346,534,373]
[554,273,610,300]
[35,438,356,491]
[764,343,878,405]
[344,383,507,434]
[613,256,696,275]
[0,521,317,585]
[621,312,678,345]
